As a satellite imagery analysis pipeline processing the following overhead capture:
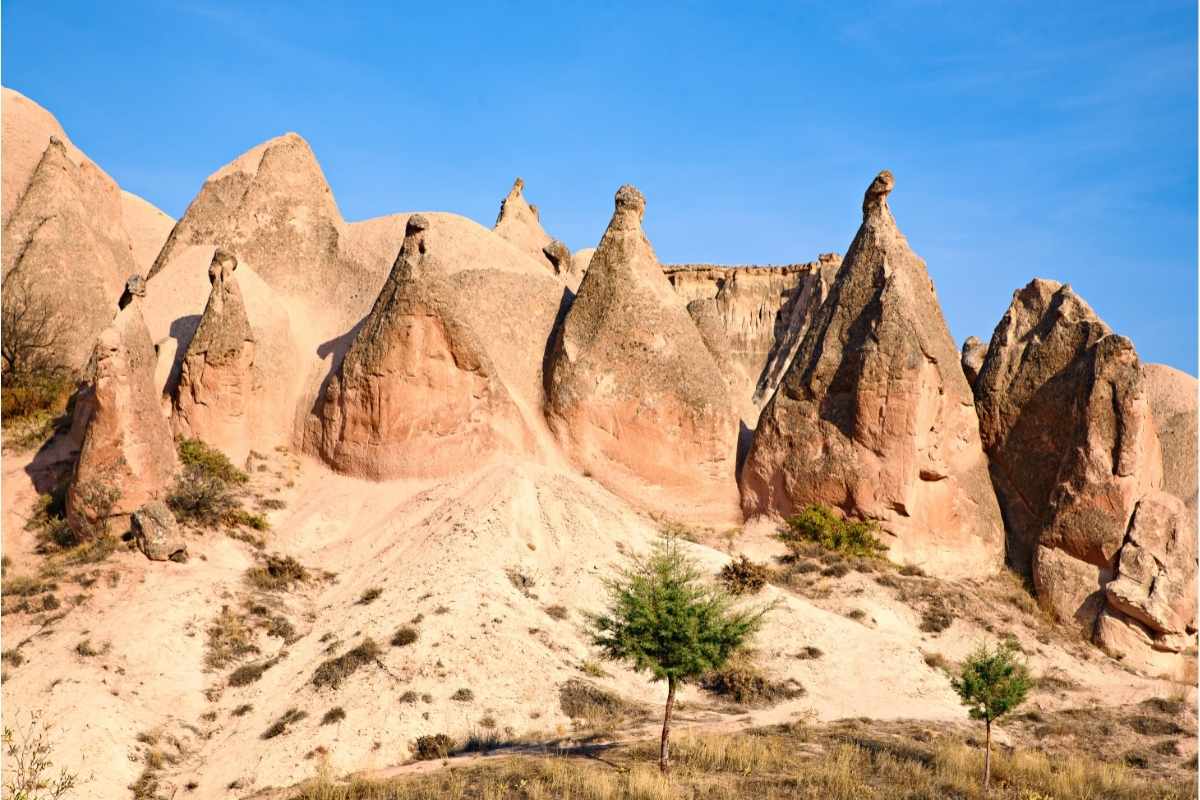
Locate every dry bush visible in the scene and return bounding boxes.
[246,554,309,592]
[451,688,474,702]
[544,604,570,620]
[261,708,307,740]
[3,709,79,800]
[410,733,455,761]
[311,638,381,689]
[700,652,804,707]
[206,605,258,669]
[390,626,418,647]
[718,556,771,595]
[320,707,346,726]
[357,587,383,605]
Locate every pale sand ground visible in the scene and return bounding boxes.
[1,443,1187,799]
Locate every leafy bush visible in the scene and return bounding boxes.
[177,439,248,485]
[411,733,454,761]
[312,639,381,689]
[719,556,771,595]
[779,505,887,559]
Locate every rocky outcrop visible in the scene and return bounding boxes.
[740,171,1004,578]
[493,178,555,271]
[67,279,177,536]
[973,279,1196,673]
[171,250,258,463]
[132,501,188,562]
[313,214,564,478]
[543,238,584,291]
[545,185,739,521]
[960,336,986,387]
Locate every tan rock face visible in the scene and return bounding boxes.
[973,279,1196,670]
[171,250,258,464]
[740,171,1004,578]
[545,185,740,521]
[668,257,841,423]
[313,215,561,479]
[67,289,177,535]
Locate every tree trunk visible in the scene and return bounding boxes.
[984,719,992,793]
[659,676,677,773]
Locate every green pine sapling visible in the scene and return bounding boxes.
[951,640,1032,792]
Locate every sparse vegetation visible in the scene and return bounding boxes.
[321,707,346,726]
[952,640,1032,792]
[544,604,569,620]
[168,439,268,534]
[3,709,79,800]
[718,555,771,595]
[795,646,823,660]
[506,566,537,597]
[178,438,249,485]
[587,535,770,772]
[357,587,383,605]
[451,688,474,702]
[228,657,277,687]
[779,505,887,559]
[312,638,381,689]
[206,605,258,669]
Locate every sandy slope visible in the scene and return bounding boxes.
[0,445,1187,799]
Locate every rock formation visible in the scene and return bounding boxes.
[545,185,739,521]
[313,214,565,478]
[171,250,258,463]
[493,178,555,271]
[132,501,188,562]
[960,336,986,387]
[66,276,177,536]
[740,171,1004,578]
[973,279,1196,673]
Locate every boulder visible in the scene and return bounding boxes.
[960,336,986,387]
[132,501,188,562]
[66,281,177,536]
[545,185,739,522]
[740,171,1004,578]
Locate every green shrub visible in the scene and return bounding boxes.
[167,469,238,528]
[178,439,248,485]
[719,556,771,595]
[312,639,381,689]
[779,506,887,559]
[411,733,454,761]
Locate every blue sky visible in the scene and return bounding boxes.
[3,1,1196,373]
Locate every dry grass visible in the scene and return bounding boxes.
[700,652,804,707]
[246,554,311,592]
[206,605,258,670]
[289,720,1194,799]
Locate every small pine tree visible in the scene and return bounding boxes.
[951,640,1031,792]
[587,536,770,773]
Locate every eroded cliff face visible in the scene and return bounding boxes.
[545,186,740,522]
[973,279,1196,675]
[740,171,1005,579]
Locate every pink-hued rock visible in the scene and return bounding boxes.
[493,178,555,271]
[740,171,1004,578]
[66,283,177,535]
[545,185,740,522]
[171,250,257,464]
